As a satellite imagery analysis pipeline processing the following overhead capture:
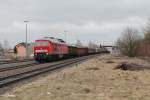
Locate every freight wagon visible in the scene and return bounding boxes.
[68,45,88,57]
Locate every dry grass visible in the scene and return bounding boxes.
[1,54,150,100]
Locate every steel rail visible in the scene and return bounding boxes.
[0,62,38,72]
[0,59,33,65]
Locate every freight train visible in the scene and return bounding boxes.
[34,37,109,62]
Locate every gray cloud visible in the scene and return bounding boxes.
[0,0,149,47]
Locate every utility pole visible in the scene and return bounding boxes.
[24,21,29,58]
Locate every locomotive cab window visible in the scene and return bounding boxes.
[35,41,49,46]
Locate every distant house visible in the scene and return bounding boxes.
[14,42,34,58]
[3,49,14,59]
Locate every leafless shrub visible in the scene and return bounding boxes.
[88,41,98,49]
[144,19,150,42]
[116,27,141,57]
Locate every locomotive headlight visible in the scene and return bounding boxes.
[46,53,49,55]
[45,50,48,52]
[35,50,48,53]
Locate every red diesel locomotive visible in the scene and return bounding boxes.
[34,37,68,61]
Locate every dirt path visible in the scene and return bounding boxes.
[0,54,150,100]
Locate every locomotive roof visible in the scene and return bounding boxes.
[37,37,66,44]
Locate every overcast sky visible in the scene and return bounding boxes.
[0,0,149,47]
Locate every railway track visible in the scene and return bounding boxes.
[0,54,99,88]
[0,59,33,65]
[0,62,38,72]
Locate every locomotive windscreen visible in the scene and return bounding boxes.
[35,41,49,46]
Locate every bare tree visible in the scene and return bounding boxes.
[76,40,82,46]
[116,27,141,57]
[88,41,97,48]
[3,40,10,51]
[0,42,4,53]
[144,19,150,42]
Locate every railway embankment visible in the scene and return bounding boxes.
[1,54,150,100]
